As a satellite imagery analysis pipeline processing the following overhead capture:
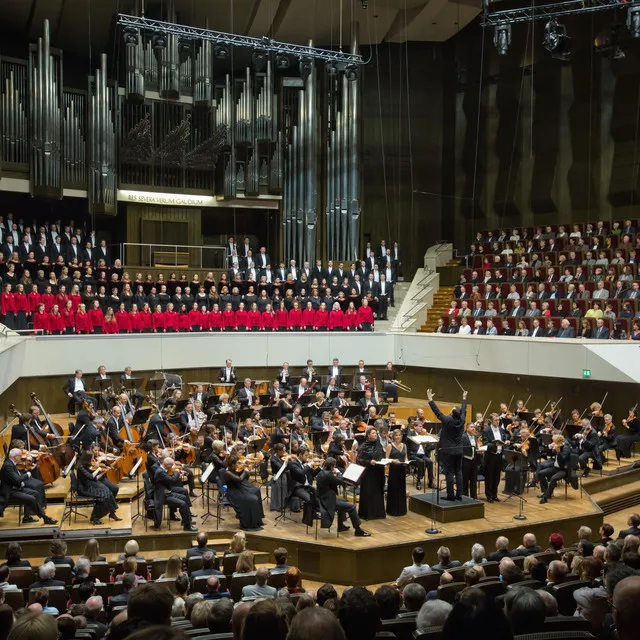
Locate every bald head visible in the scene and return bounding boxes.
[523,533,537,548]
[613,576,640,640]
[255,566,269,585]
[500,557,515,575]
[440,571,453,585]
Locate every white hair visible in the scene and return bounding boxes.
[75,558,90,577]
[471,543,486,563]
[416,600,453,632]
[39,561,55,580]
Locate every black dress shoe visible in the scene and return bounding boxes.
[91,519,104,525]
[109,513,123,521]
[42,516,58,525]
[184,525,198,532]
[189,492,198,498]
[582,469,590,477]
[493,497,501,502]
[338,524,351,532]
[416,481,422,491]
[355,528,371,537]
[539,497,548,504]
[455,496,463,501]
[23,516,38,524]
[487,498,494,504]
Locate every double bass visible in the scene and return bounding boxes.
[31,392,75,467]
[8,404,60,485]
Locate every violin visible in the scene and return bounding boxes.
[236,452,264,472]
[15,449,40,471]
[622,404,638,429]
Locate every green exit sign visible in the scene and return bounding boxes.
[583,369,592,378]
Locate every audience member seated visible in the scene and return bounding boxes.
[29,562,65,590]
[158,555,183,581]
[395,546,431,588]
[402,582,427,612]
[427,571,453,600]
[487,536,511,562]
[242,599,288,640]
[464,566,485,587]
[44,540,75,570]
[463,543,487,567]
[7,610,58,640]
[84,596,106,636]
[28,588,59,615]
[618,513,640,539]
[511,533,543,556]
[431,546,461,573]
[110,574,136,608]
[287,607,347,640]
[337,587,380,640]
[499,558,525,586]
[442,590,512,640]
[547,532,565,552]
[504,587,546,635]
[186,533,216,560]
[374,584,401,619]
[226,531,247,555]
[416,599,452,632]
[79,538,106,563]
[115,557,148,583]
[190,600,214,629]
[203,575,230,600]
[277,567,305,597]
[270,547,289,575]
[118,540,146,564]
[316,583,338,607]
[241,567,276,599]
[541,560,568,593]
[612,575,640,640]
[206,597,234,635]
[190,551,222,584]
[3,543,31,569]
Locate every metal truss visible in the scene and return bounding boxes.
[481,0,640,27]
[117,14,365,65]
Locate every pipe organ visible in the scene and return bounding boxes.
[0,16,362,261]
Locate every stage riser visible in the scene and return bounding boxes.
[408,494,485,523]
[582,467,640,495]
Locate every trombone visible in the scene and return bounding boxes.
[391,379,412,393]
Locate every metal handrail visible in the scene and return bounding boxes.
[120,242,227,269]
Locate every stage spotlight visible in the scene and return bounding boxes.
[275,54,291,70]
[252,50,267,71]
[123,27,139,47]
[152,32,167,50]
[326,61,339,76]
[493,24,511,56]
[345,64,359,81]
[628,6,640,38]
[214,44,231,59]
[299,57,313,80]
[543,19,572,61]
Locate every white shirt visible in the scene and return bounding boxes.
[225,367,232,381]
[297,385,306,396]
[74,377,85,392]
[281,369,288,381]
[332,366,340,377]
[464,435,477,460]
[491,426,503,453]
[459,324,471,335]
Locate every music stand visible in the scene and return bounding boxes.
[200,463,222,526]
[342,463,365,506]
[122,377,145,392]
[351,390,365,403]
[342,406,362,419]
[503,449,528,520]
[131,409,152,426]
[129,457,145,526]
[147,378,165,403]
[260,406,282,422]
[247,438,267,455]
[92,378,112,414]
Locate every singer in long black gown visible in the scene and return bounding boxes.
[386,430,408,516]
[357,427,386,520]
[224,454,265,531]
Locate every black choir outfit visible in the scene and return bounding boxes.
[357,439,386,520]
[386,444,407,516]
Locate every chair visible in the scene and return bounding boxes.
[187,556,204,573]
[508,579,543,590]
[61,469,95,525]
[3,588,24,610]
[230,572,258,602]
[151,558,169,580]
[532,552,558,565]
[7,567,35,590]
[481,561,499,577]
[552,581,590,616]
[512,556,526,570]
[412,626,444,640]
[473,580,506,598]
[513,632,595,640]
[52,564,74,585]
[444,566,466,582]
[192,575,227,594]
[112,579,146,596]
[33,586,68,613]
[543,616,593,633]
[222,553,240,578]
[89,561,111,583]
[409,572,441,593]
[381,617,417,640]
[437,582,466,604]
[109,605,127,621]
[268,571,287,590]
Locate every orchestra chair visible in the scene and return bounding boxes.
[61,469,94,525]
[89,561,111,583]
[512,632,595,640]
[412,626,444,640]
[267,570,286,590]
[1,498,24,524]
[409,572,441,593]
[436,582,466,604]
[381,617,417,640]
[7,568,35,590]
[142,472,171,531]
[231,571,258,602]
[552,581,591,616]
[3,588,24,611]
[191,575,227,594]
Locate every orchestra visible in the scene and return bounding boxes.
[2,359,638,538]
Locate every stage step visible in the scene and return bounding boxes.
[592,480,640,515]
[581,465,640,495]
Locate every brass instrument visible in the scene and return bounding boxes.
[391,379,411,393]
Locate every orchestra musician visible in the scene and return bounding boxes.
[597,414,618,462]
[76,452,120,525]
[428,388,468,502]
[382,362,399,403]
[327,432,351,471]
[89,444,120,502]
[358,390,375,416]
[277,362,292,389]
[191,385,209,407]
[269,444,295,512]
[237,379,256,408]
[331,388,350,409]
[178,400,198,438]
[223,453,265,531]
[482,413,510,503]
[617,407,640,459]
[270,380,283,403]
[405,418,434,491]
[105,407,126,449]
[145,407,172,446]
[357,426,386,520]
[327,358,344,379]
[462,423,481,499]
[121,367,144,409]
[11,412,54,448]
[95,365,112,411]
[295,378,309,399]
[218,359,237,384]
[575,418,602,477]
[63,369,95,411]
[70,414,105,452]
[152,457,197,532]
[0,448,57,524]
[287,447,319,525]
[316,457,370,536]
[354,360,369,376]
[354,375,369,392]
[302,360,317,382]
[537,434,574,504]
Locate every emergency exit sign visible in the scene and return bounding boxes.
[582,369,592,378]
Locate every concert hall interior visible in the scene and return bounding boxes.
[2,2,640,640]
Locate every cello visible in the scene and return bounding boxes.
[31,392,75,467]
[8,404,60,485]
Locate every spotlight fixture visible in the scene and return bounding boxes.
[123,26,139,46]
[493,24,511,56]
[252,50,267,71]
[345,64,359,81]
[628,6,640,38]
[275,54,291,70]
[299,57,313,80]
[214,44,231,59]
[543,18,572,61]
[326,61,339,76]
[151,32,167,50]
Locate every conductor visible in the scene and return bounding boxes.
[427,388,468,501]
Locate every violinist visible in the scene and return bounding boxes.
[89,444,120,501]
[462,424,481,499]
[597,414,618,461]
[143,440,162,480]
[70,414,104,452]
[224,453,264,531]
[77,452,120,525]
[105,407,126,449]
[617,407,640,459]
[513,428,538,472]
[575,419,602,477]
[152,457,197,532]
[590,402,603,418]
[499,403,513,430]
[162,389,183,413]
[515,399,528,414]
[568,409,581,426]
[310,410,332,434]
[272,417,291,447]
[334,418,354,441]
[167,437,197,497]
[405,418,434,491]
[237,418,261,442]
[327,432,351,471]
[0,448,57,525]
[269,444,294,512]
[538,434,572,504]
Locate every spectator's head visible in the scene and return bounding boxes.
[436,547,451,565]
[522,533,537,549]
[184,593,203,619]
[440,572,454,586]
[495,536,509,552]
[295,595,315,613]
[255,566,269,586]
[549,533,564,551]
[622,552,640,570]
[85,596,103,620]
[201,551,215,570]
[206,576,221,594]
[600,523,615,540]
[398,581,425,611]
[614,576,640,640]
[191,601,214,629]
[412,547,425,564]
[536,589,558,617]
[236,551,255,574]
[499,557,515,578]
[128,583,174,626]
[416,600,452,632]
[442,590,513,640]
[195,533,208,549]
[580,557,603,582]
[547,560,568,585]
[121,573,137,593]
[77,581,96,603]
[623,535,639,554]
[175,574,189,597]
[7,611,58,640]
[28,589,49,608]
[593,545,606,563]
[39,562,55,581]
[56,614,75,640]
[578,540,594,558]
[464,566,484,587]
[504,588,546,635]
[604,563,639,599]
[0,604,13,639]
[577,526,592,541]
[284,566,302,590]
[124,540,140,558]
[274,547,288,566]
[241,600,287,640]
[0,566,10,584]
[287,607,346,640]
[470,544,485,564]
[5,543,23,565]
[338,587,380,640]
[374,585,401,620]
[316,584,338,607]
[523,556,538,574]
[50,540,67,558]
[606,542,623,564]
[501,564,525,586]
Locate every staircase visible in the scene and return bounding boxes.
[418,285,456,332]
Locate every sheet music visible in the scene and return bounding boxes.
[342,463,365,484]
[201,462,215,484]
[376,458,410,465]
[408,435,439,444]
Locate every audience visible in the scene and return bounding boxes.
[431,547,461,572]
[203,575,230,600]
[288,607,346,640]
[487,536,511,562]
[270,548,289,574]
[337,587,379,640]
[504,588,546,635]
[241,567,276,599]
[242,600,287,640]
[416,600,452,631]
[402,582,427,612]
[206,598,234,634]
[186,533,216,560]
[395,546,431,588]
[374,585,401,619]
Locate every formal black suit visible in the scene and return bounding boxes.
[405,429,434,487]
[105,417,125,448]
[63,377,95,410]
[577,429,601,471]
[482,424,509,501]
[70,418,103,452]
[144,415,169,447]
[487,549,513,562]
[617,524,640,539]
[0,458,46,518]
[537,443,572,500]
[186,545,217,561]
[316,469,362,530]
[191,391,209,407]
[236,387,255,408]
[11,420,48,447]
[461,431,481,499]
[218,367,237,383]
[153,466,192,530]
[430,397,467,500]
